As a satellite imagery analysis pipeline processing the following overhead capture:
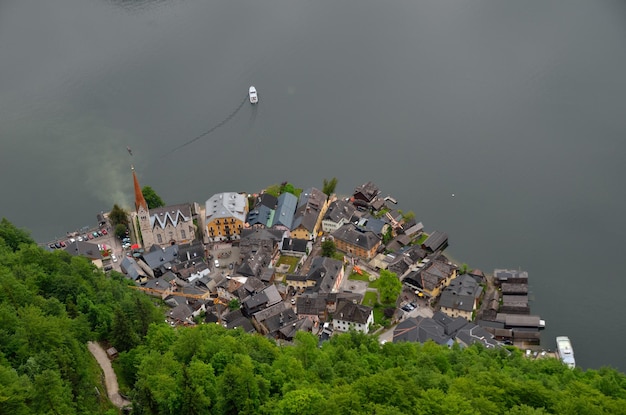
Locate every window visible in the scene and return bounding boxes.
[157,234,162,243]
[181,230,186,239]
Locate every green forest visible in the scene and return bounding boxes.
[1,218,626,414]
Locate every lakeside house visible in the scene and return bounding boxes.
[205,192,248,242]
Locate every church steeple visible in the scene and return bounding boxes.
[131,165,154,248]
[132,165,148,212]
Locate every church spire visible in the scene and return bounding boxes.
[132,165,148,212]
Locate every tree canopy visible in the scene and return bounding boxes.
[0,217,33,252]
[321,240,337,258]
[377,269,402,304]
[142,186,166,209]
[109,204,129,227]
[322,177,338,196]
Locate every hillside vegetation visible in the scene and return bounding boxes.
[1,219,626,415]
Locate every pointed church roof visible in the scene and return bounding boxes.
[132,166,148,212]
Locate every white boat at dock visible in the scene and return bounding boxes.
[556,336,575,369]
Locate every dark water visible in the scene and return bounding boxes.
[1,0,625,370]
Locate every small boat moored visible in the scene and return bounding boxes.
[556,336,575,369]
[249,86,258,104]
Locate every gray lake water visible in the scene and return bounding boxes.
[1,0,625,370]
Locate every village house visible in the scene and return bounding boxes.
[309,256,345,294]
[352,181,381,210]
[321,199,356,233]
[421,230,449,253]
[205,192,248,242]
[354,216,390,240]
[246,204,274,228]
[386,246,428,276]
[295,295,328,325]
[393,312,499,348]
[255,193,278,210]
[438,274,483,321]
[290,187,329,241]
[65,240,103,266]
[402,257,458,298]
[280,237,311,258]
[332,299,374,334]
[332,223,381,260]
[270,192,298,233]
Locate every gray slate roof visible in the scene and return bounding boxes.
[334,299,372,324]
[323,199,356,223]
[332,223,381,251]
[247,205,274,227]
[142,245,179,270]
[291,187,326,233]
[445,274,483,298]
[271,192,298,229]
[422,231,448,252]
[392,317,452,345]
[149,203,192,230]
[439,291,475,312]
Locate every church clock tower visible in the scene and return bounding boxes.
[132,166,154,248]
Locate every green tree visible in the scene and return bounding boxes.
[109,204,129,227]
[115,223,128,240]
[142,186,165,209]
[0,365,31,415]
[110,307,139,352]
[228,298,240,311]
[264,184,281,197]
[402,210,415,221]
[378,269,402,305]
[0,218,33,252]
[322,177,338,197]
[382,227,393,244]
[31,370,76,415]
[321,240,336,258]
[217,354,268,414]
[458,263,470,275]
[275,388,325,415]
[280,182,296,195]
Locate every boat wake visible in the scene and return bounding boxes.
[161,94,248,157]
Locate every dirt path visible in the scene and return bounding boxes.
[87,341,132,409]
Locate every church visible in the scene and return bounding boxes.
[130,167,197,248]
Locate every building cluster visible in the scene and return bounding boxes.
[78,171,538,349]
[476,269,546,345]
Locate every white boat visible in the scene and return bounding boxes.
[249,86,258,104]
[556,336,575,369]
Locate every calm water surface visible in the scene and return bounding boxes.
[1,0,625,370]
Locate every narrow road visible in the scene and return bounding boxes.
[87,341,132,409]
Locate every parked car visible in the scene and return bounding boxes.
[104,265,113,271]
[97,231,103,237]
[88,234,94,240]
[93,232,99,238]
[49,243,56,249]
[111,254,118,263]
[101,229,108,235]
[59,241,66,247]
[54,242,62,248]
